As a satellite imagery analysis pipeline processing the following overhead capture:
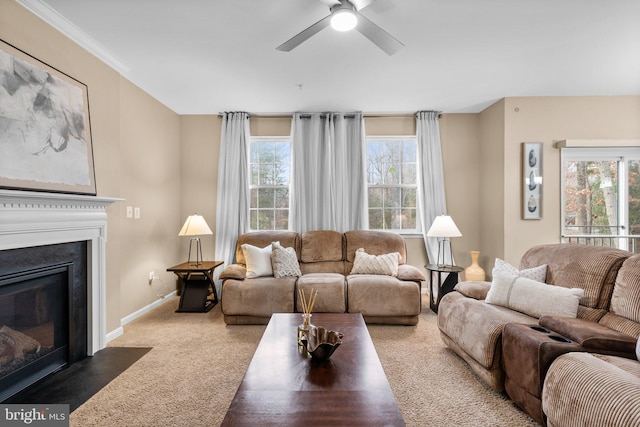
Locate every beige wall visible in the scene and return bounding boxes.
[119,79,182,320]
[501,96,640,265]
[2,1,183,333]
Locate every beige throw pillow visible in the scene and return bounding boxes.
[271,241,301,278]
[492,258,547,283]
[351,248,399,276]
[241,242,274,278]
[486,272,584,318]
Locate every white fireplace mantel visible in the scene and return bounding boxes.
[0,189,122,355]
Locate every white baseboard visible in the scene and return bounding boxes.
[106,291,177,343]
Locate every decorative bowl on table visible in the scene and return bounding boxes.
[302,325,344,361]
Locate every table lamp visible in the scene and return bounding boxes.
[179,214,213,266]
[427,214,462,268]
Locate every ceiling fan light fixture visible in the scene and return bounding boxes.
[330,8,357,32]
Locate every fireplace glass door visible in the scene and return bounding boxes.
[0,263,71,401]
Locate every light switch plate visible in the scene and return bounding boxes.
[134,207,140,219]
[126,206,133,218]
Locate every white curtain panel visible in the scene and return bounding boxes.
[416,111,452,266]
[214,112,250,292]
[290,112,368,233]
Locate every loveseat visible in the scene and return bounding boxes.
[219,230,425,325]
[438,243,640,426]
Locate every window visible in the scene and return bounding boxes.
[366,136,419,233]
[249,137,290,231]
[561,147,640,252]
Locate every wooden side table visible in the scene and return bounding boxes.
[167,261,223,313]
[425,264,464,313]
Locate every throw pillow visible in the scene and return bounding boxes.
[486,272,584,318]
[350,248,399,276]
[271,241,302,278]
[241,243,274,278]
[492,258,547,283]
[636,335,640,361]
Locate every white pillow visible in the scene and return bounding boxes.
[241,243,274,278]
[636,335,640,361]
[486,272,584,318]
[492,258,547,283]
[271,241,301,278]
[350,248,399,276]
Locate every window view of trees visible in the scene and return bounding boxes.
[563,152,640,253]
[249,139,290,230]
[564,160,619,235]
[367,138,418,231]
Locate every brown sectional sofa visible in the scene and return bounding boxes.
[219,230,425,325]
[438,243,640,426]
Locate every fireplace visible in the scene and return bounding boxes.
[0,242,88,401]
[0,190,119,401]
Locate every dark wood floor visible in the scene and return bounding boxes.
[4,347,151,412]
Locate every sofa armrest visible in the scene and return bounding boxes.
[219,264,246,281]
[454,281,491,300]
[539,315,637,357]
[397,264,426,281]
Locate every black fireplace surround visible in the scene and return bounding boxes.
[0,242,88,402]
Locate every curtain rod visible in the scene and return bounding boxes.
[217,113,441,119]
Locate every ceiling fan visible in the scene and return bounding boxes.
[276,0,404,56]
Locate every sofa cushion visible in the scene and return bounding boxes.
[486,273,584,319]
[221,276,296,317]
[236,231,299,266]
[610,254,640,323]
[297,273,346,313]
[520,244,630,310]
[272,241,302,278]
[344,230,406,265]
[347,275,420,317]
[241,243,273,278]
[350,248,399,276]
[300,230,343,263]
[492,258,547,282]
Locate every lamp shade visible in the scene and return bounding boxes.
[426,215,462,238]
[178,214,213,236]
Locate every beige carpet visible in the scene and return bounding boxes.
[70,295,538,426]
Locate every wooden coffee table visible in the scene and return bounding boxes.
[222,313,405,426]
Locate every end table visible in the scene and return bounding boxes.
[167,261,223,313]
[425,264,464,313]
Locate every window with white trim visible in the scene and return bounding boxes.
[561,147,640,253]
[249,137,290,230]
[366,136,420,233]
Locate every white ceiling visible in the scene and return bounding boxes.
[21,0,640,114]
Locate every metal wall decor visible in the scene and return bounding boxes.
[522,142,542,220]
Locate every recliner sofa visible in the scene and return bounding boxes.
[219,229,425,325]
[438,243,640,426]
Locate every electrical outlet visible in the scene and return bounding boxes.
[149,271,154,285]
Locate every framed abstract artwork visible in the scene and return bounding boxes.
[522,142,542,220]
[0,39,96,195]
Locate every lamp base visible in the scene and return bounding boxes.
[435,238,455,268]
[187,237,204,266]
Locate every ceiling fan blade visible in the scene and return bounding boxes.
[276,14,332,52]
[355,12,404,55]
[349,0,375,10]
